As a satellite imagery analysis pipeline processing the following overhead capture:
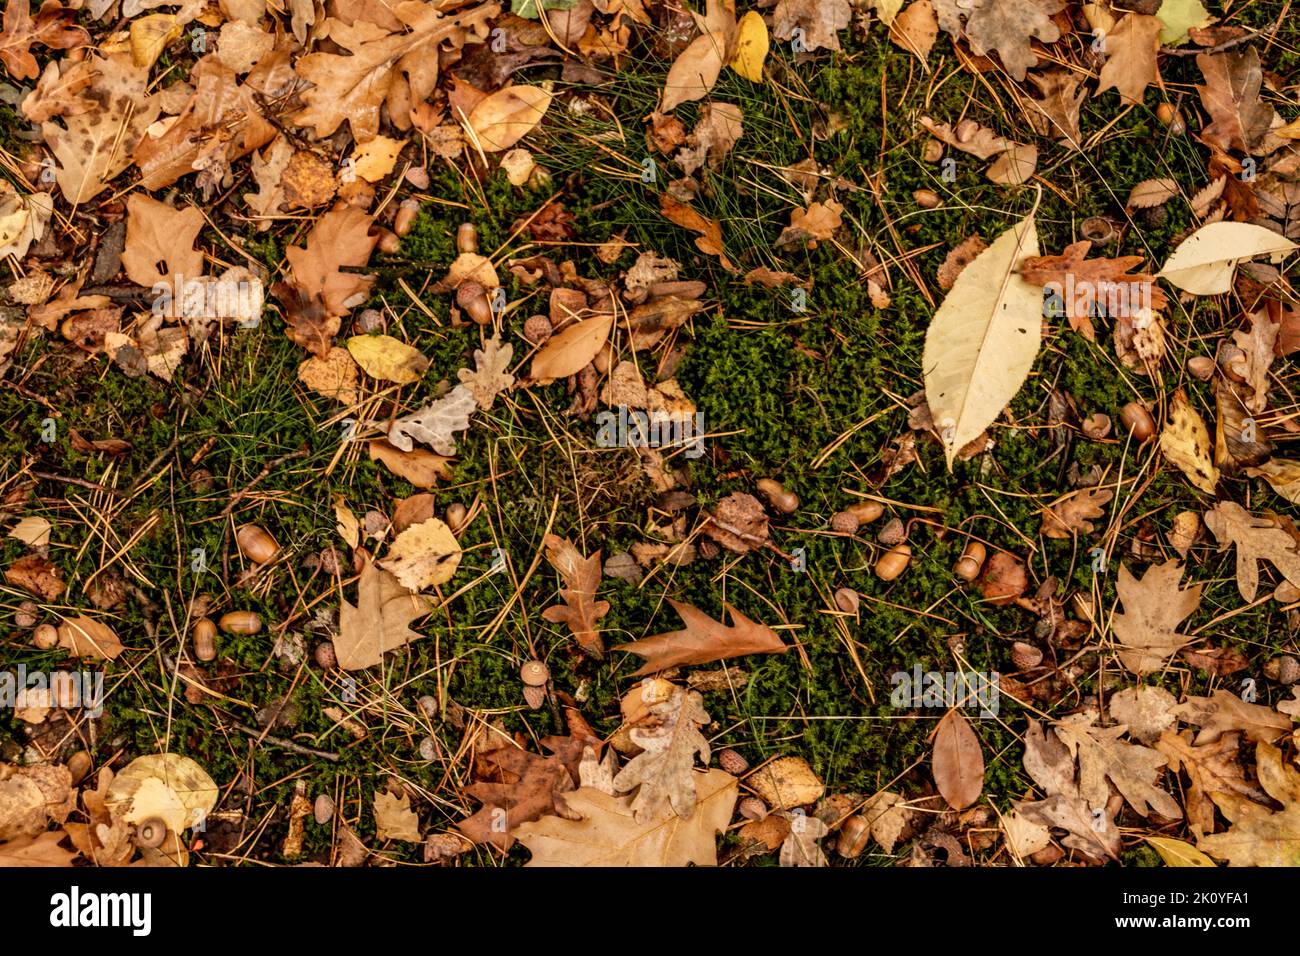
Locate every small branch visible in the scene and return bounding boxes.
[229,721,341,763]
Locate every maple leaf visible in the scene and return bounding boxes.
[513,769,737,866]
[335,558,431,670]
[615,599,787,676]
[1096,13,1162,105]
[1018,240,1167,340]
[1203,501,1300,601]
[958,0,1064,82]
[457,747,574,850]
[271,206,378,357]
[1198,742,1300,865]
[612,684,711,822]
[41,53,161,205]
[540,534,610,658]
[1051,714,1181,819]
[1156,730,1262,835]
[1109,560,1202,675]
[456,335,515,410]
[294,1,501,142]
[121,196,205,289]
[1040,486,1112,539]
[1170,690,1291,745]
[1196,47,1278,155]
[0,0,88,81]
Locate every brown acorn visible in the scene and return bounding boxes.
[219,611,262,635]
[875,544,911,581]
[236,524,280,564]
[953,540,986,582]
[456,282,492,325]
[836,814,871,859]
[192,618,217,662]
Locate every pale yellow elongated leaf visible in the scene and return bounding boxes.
[923,213,1041,466]
[377,517,461,591]
[465,85,552,153]
[729,11,767,82]
[1160,391,1219,493]
[529,312,615,382]
[1158,221,1297,295]
[1147,836,1216,866]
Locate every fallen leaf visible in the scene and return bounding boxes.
[346,334,430,385]
[729,10,767,81]
[514,768,737,866]
[778,810,829,867]
[368,440,452,488]
[1127,178,1179,209]
[121,195,205,288]
[103,753,217,832]
[377,517,461,591]
[335,558,432,670]
[540,534,610,658]
[457,747,574,850]
[298,347,360,406]
[658,193,735,271]
[1171,690,1291,745]
[612,684,711,822]
[1160,390,1220,494]
[374,791,422,842]
[1097,13,1162,105]
[958,0,1063,81]
[529,312,613,382]
[1158,221,1296,296]
[1148,836,1216,867]
[1053,713,1181,818]
[889,0,938,61]
[0,0,88,81]
[932,710,983,810]
[1109,685,1178,744]
[466,84,553,151]
[745,756,825,809]
[388,383,477,455]
[456,335,515,409]
[57,616,123,661]
[772,0,851,53]
[1198,741,1300,865]
[1203,500,1300,601]
[1041,487,1112,538]
[923,212,1041,466]
[1156,730,1259,835]
[1196,47,1277,156]
[616,599,787,676]
[8,516,51,547]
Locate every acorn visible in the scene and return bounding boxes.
[520,660,549,686]
[32,623,59,649]
[523,685,547,709]
[15,601,39,629]
[314,793,335,825]
[1264,655,1300,684]
[393,198,419,237]
[836,814,871,859]
[134,817,167,849]
[593,342,614,374]
[913,188,941,209]
[846,501,884,524]
[830,510,859,533]
[314,641,338,670]
[219,611,262,635]
[1081,413,1111,440]
[67,751,92,786]
[417,695,438,718]
[446,502,468,535]
[236,524,280,564]
[189,469,214,492]
[718,749,749,775]
[192,618,217,662]
[1187,355,1215,381]
[456,222,479,255]
[834,587,860,614]
[1219,345,1247,383]
[756,478,799,514]
[523,314,552,345]
[953,540,986,582]
[375,227,401,254]
[1156,102,1185,135]
[875,543,911,581]
[456,281,493,325]
[1119,402,1155,442]
[1011,641,1043,670]
[738,797,768,821]
[877,517,906,546]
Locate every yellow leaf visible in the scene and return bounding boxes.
[129,14,182,70]
[1160,391,1219,494]
[351,135,405,182]
[1147,836,1216,867]
[729,11,768,82]
[465,85,553,153]
[377,517,462,591]
[104,754,218,832]
[923,213,1042,466]
[1247,459,1300,504]
[346,334,430,385]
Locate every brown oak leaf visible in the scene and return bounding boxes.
[615,599,787,676]
[540,534,610,658]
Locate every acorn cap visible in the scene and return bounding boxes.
[520,660,549,686]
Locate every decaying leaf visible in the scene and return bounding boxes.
[374,790,422,843]
[1110,561,1202,675]
[388,384,477,455]
[612,683,710,822]
[1203,501,1300,601]
[1198,742,1300,865]
[377,517,461,591]
[1160,390,1220,494]
[540,534,610,658]
[457,335,515,409]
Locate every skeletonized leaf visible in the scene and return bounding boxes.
[923,213,1041,466]
[1158,221,1297,295]
[388,384,476,455]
